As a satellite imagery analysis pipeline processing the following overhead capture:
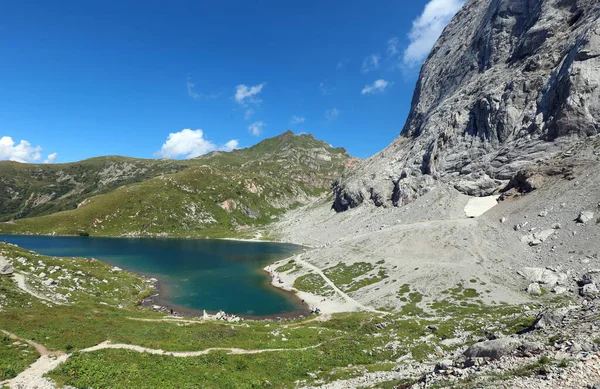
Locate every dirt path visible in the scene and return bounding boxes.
[79,339,328,356]
[0,328,334,389]
[12,273,64,305]
[0,330,67,389]
[293,257,387,314]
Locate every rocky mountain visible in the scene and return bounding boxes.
[334,0,600,211]
[0,131,355,238]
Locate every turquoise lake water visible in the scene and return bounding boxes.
[0,235,304,317]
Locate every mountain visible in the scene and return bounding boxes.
[0,131,356,238]
[333,0,600,211]
[0,156,188,221]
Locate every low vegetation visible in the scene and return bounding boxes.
[0,132,354,239]
[323,262,388,293]
[0,243,552,388]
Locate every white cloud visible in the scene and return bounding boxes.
[324,108,340,121]
[234,83,265,105]
[244,108,255,120]
[361,54,381,73]
[403,0,465,66]
[221,140,239,151]
[290,115,305,125]
[248,121,266,136]
[0,136,42,163]
[156,129,236,159]
[186,77,199,100]
[186,76,218,100]
[336,61,344,70]
[387,37,400,57]
[361,79,390,95]
[319,82,333,95]
[44,152,58,164]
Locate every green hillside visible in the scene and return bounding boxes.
[0,156,189,221]
[0,132,356,238]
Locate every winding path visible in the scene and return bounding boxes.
[0,329,335,389]
[294,256,388,314]
[12,273,64,305]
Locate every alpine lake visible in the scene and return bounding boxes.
[0,235,305,317]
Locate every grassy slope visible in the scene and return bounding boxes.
[0,156,189,221]
[0,243,547,388]
[0,132,354,238]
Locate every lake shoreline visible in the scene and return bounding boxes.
[1,234,315,321]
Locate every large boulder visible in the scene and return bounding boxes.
[463,338,521,360]
[519,267,566,286]
[0,257,13,275]
[532,308,568,330]
[577,211,595,224]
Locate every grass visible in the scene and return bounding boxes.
[0,244,578,388]
[0,132,353,240]
[293,273,334,295]
[0,333,39,381]
[323,262,388,293]
[275,260,296,273]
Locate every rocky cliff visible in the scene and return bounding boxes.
[334,0,600,211]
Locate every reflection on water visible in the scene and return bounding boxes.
[1,235,303,316]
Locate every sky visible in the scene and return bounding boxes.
[0,0,465,163]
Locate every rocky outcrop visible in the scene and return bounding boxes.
[334,0,600,211]
[0,256,14,275]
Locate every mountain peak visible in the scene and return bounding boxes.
[334,0,600,211]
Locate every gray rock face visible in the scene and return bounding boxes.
[463,338,521,359]
[333,0,600,211]
[0,256,13,275]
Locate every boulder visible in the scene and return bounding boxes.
[552,286,567,295]
[463,338,521,360]
[580,283,599,297]
[526,282,542,296]
[519,341,544,354]
[519,267,566,287]
[577,211,595,224]
[520,230,554,246]
[579,273,598,286]
[532,308,568,330]
[0,257,13,275]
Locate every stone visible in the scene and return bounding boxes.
[539,210,548,217]
[577,211,595,224]
[519,267,566,287]
[434,360,454,372]
[463,338,521,360]
[527,282,542,296]
[553,286,567,295]
[580,283,599,297]
[42,278,57,287]
[520,230,555,246]
[0,257,13,275]
[532,308,568,330]
[580,273,597,286]
[519,341,544,354]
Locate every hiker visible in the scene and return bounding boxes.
[170,308,173,315]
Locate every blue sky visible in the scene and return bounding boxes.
[0,0,464,163]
